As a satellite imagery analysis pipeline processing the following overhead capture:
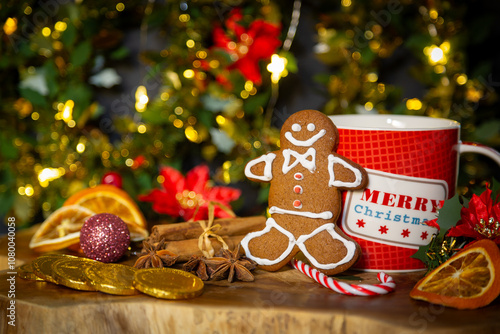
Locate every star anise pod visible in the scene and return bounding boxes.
[182,255,211,281]
[208,245,257,283]
[134,239,178,269]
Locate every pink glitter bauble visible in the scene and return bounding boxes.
[80,213,130,263]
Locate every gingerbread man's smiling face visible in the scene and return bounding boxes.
[280,110,338,151]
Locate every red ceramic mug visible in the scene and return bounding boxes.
[330,114,500,272]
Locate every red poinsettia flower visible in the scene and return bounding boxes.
[447,187,500,244]
[212,8,281,84]
[139,165,241,221]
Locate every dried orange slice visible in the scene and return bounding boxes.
[63,184,148,241]
[29,205,95,252]
[410,239,500,309]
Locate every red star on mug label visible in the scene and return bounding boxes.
[401,229,410,238]
[356,219,366,228]
[379,225,388,234]
[420,231,429,240]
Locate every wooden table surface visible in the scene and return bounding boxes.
[1,227,499,334]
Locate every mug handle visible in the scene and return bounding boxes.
[459,141,500,166]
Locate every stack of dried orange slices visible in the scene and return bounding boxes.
[29,185,148,252]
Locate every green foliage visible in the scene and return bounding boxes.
[70,41,92,67]
[411,194,466,269]
[1,0,498,228]
[0,0,285,225]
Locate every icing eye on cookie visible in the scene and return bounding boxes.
[292,124,301,132]
[307,123,315,131]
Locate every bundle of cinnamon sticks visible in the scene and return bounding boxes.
[143,216,266,262]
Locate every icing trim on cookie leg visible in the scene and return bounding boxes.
[240,218,297,266]
[244,153,276,181]
[285,129,326,147]
[327,155,363,188]
[269,206,333,219]
[296,224,357,270]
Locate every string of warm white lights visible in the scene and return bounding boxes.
[283,0,302,52]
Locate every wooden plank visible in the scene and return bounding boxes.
[1,228,500,333]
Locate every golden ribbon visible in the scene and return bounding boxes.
[192,201,235,258]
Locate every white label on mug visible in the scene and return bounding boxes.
[341,169,448,248]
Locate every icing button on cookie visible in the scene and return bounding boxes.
[294,173,303,181]
[293,185,303,194]
[293,200,302,209]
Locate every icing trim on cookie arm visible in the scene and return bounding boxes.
[240,218,296,266]
[244,153,276,181]
[269,206,333,219]
[285,129,326,147]
[328,155,363,188]
[296,224,357,270]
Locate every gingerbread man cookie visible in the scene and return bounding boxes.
[241,109,368,275]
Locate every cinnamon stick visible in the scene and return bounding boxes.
[147,216,266,243]
[156,235,245,262]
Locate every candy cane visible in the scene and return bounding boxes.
[292,259,395,296]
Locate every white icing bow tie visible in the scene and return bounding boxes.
[282,148,316,174]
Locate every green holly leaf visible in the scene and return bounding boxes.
[61,21,77,47]
[411,241,430,264]
[71,40,92,67]
[19,88,47,107]
[491,178,500,198]
[436,193,467,238]
[0,133,18,160]
[110,46,130,60]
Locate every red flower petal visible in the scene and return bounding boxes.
[493,203,500,222]
[247,35,281,60]
[447,221,481,239]
[205,186,241,203]
[138,189,181,217]
[423,218,440,231]
[226,8,243,34]
[185,165,210,194]
[212,26,232,48]
[469,193,489,221]
[159,166,185,194]
[479,187,493,212]
[229,57,263,84]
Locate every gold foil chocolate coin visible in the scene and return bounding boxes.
[133,268,204,299]
[84,263,139,295]
[18,263,44,281]
[52,257,99,291]
[32,254,76,284]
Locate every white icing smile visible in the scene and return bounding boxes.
[285,123,326,147]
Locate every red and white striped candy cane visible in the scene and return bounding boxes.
[292,259,396,296]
